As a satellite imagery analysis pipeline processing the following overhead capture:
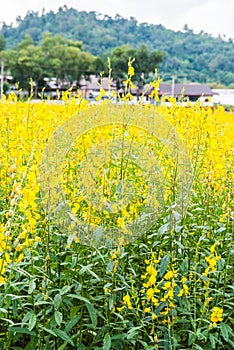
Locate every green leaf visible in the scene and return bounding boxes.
[60,285,73,295]
[93,227,104,243]
[159,254,170,277]
[53,329,74,346]
[0,308,7,313]
[77,344,86,350]
[39,326,57,337]
[28,312,37,331]
[106,260,114,274]
[54,310,63,326]
[188,331,195,346]
[9,326,36,336]
[54,294,62,309]
[209,334,216,349]
[28,279,36,294]
[67,294,91,304]
[85,301,97,328]
[103,333,111,350]
[158,223,169,235]
[127,326,142,340]
[24,336,37,350]
[220,323,229,342]
[79,265,100,281]
[65,315,81,332]
[58,341,68,350]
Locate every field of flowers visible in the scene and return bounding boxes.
[0,83,233,349]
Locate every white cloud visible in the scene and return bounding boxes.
[184,0,234,38]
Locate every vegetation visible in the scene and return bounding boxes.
[0,35,165,94]
[0,69,233,348]
[1,6,234,85]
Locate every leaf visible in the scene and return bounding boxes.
[9,326,36,336]
[53,329,74,346]
[39,325,57,337]
[85,301,97,328]
[103,333,111,350]
[28,312,37,331]
[188,331,196,346]
[54,310,63,326]
[159,254,170,277]
[67,211,78,222]
[220,323,229,342]
[58,342,68,350]
[158,223,169,235]
[77,344,86,350]
[54,294,62,309]
[60,285,73,295]
[106,260,114,273]
[79,265,100,281]
[172,210,182,222]
[127,326,142,340]
[67,294,91,304]
[65,315,81,332]
[28,279,36,294]
[24,336,37,350]
[108,296,114,311]
[0,308,8,314]
[209,334,216,349]
[93,227,104,242]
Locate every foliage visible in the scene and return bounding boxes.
[1,6,234,85]
[1,33,99,93]
[0,34,5,52]
[0,75,233,349]
[103,45,165,88]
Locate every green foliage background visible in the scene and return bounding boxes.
[1,6,234,85]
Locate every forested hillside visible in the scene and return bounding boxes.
[1,6,234,85]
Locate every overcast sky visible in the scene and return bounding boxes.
[0,0,233,39]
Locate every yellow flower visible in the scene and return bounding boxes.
[210,307,223,326]
[160,307,170,315]
[128,66,134,77]
[178,289,184,297]
[117,306,126,312]
[164,270,174,280]
[144,307,151,313]
[163,281,172,290]
[146,287,154,301]
[15,253,24,263]
[123,293,133,309]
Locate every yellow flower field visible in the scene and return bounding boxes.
[0,91,233,349]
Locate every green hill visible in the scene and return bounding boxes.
[1,6,234,85]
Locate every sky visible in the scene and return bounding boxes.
[0,0,234,40]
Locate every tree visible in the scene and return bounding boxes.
[5,38,47,95]
[0,34,6,52]
[4,33,100,95]
[108,44,165,89]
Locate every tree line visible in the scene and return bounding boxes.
[1,6,234,87]
[0,33,165,95]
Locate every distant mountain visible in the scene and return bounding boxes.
[1,6,234,86]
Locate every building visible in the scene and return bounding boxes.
[79,75,117,99]
[146,83,215,106]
